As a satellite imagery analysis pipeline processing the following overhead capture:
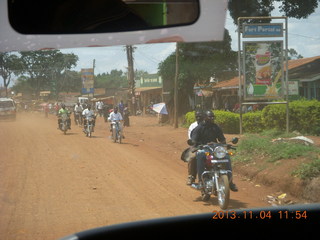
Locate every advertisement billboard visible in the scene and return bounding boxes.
[243,41,284,100]
[81,68,94,94]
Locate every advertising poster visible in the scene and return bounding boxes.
[243,41,284,100]
[81,68,94,94]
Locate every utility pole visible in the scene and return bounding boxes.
[174,43,179,128]
[92,59,95,98]
[126,45,136,115]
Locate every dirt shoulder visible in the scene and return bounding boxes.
[127,116,320,204]
[232,136,320,203]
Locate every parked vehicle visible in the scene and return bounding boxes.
[190,138,238,209]
[0,98,16,120]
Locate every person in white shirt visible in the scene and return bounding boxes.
[74,102,83,125]
[82,104,96,132]
[96,100,104,117]
[108,106,124,138]
[186,110,204,185]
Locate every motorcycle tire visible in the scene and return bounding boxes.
[217,175,230,210]
[118,134,122,144]
[112,129,116,143]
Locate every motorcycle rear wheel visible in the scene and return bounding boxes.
[217,175,230,210]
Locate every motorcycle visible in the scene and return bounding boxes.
[111,120,122,143]
[84,115,95,137]
[189,137,238,209]
[59,113,70,135]
[74,111,83,126]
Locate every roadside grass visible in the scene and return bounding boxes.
[233,131,320,180]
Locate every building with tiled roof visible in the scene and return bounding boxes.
[210,56,320,109]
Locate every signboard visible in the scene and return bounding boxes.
[243,23,283,38]
[288,80,299,95]
[81,68,94,94]
[243,41,284,100]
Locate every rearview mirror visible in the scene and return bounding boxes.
[8,0,200,34]
[231,137,239,144]
[0,0,227,52]
[187,139,194,146]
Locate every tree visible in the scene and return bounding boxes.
[288,48,303,60]
[95,70,128,89]
[228,0,319,25]
[17,50,78,97]
[0,53,20,97]
[158,29,238,116]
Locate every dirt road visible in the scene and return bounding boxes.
[1,113,274,240]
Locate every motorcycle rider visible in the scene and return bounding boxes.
[190,110,238,192]
[57,103,71,130]
[109,106,124,139]
[74,102,83,125]
[185,110,204,185]
[82,104,96,133]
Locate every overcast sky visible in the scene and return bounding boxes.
[59,6,320,76]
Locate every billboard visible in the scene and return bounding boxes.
[81,68,94,94]
[243,41,284,100]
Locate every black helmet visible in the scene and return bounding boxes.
[205,110,214,119]
[195,110,203,121]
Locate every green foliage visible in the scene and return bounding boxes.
[293,158,320,180]
[183,100,320,135]
[228,0,318,25]
[184,111,196,127]
[95,70,128,89]
[214,110,240,134]
[234,133,320,180]
[289,99,320,135]
[184,110,239,134]
[242,111,264,133]
[158,31,238,116]
[261,100,320,135]
[12,50,79,97]
[261,103,287,131]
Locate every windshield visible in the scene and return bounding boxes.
[0,1,319,239]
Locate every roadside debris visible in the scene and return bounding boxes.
[271,136,314,146]
[266,193,295,206]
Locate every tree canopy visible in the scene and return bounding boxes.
[158,30,238,115]
[9,50,79,98]
[228,0,319,25]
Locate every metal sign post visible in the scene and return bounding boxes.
[237,16,289,134]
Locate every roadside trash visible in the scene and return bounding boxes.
[272,136,314,146]
[266,193,294,206]
[278,193,287,199]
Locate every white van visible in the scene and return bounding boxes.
[78,97,89,105]
[0,98,16,120]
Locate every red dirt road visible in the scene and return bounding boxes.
[1,113,276,240]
